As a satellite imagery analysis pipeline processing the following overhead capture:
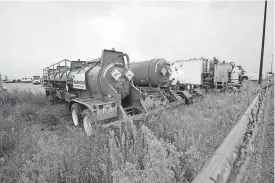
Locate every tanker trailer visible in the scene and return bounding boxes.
[170,58,205,88]
[43,49,152,136]
[169,58,210,100]
[129,58,190,107]
[170,58,217,89]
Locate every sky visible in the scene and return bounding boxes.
[0,1,274,79]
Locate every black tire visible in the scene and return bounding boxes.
[71,103,82,126]
[82,109,97,136]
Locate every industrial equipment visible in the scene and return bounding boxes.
[170,57,215,90]
[129,58,189,106]
[43,49,154,136]
[231,66,243,84]
[169,58,211,100]
[230,65,247,85]
[170,57,243,92]
[214,61,235,89]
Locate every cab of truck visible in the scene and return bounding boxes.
[33,76,41,84]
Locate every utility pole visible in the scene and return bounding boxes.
[258,0,267,84]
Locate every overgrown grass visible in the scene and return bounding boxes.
[138,81,260,180]
[0,82,261,183]
[111,81,261,182]
[0,89,69,182]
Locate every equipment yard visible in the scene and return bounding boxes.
[0,49,273,183]
[0,1,274,183]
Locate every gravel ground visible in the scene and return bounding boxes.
[247,85,274,183]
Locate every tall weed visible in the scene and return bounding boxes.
[0,82,261,182]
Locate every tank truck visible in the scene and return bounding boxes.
[129,58,192,107]
[43,49,155,136]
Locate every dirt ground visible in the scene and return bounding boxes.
[3,83,45,94]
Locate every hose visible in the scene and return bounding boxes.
[230,62,235,72]
[121,53,130,69]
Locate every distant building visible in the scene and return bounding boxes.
[243,72,272,81]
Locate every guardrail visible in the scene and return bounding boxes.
[192,77,273,183]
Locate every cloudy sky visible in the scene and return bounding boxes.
[0,1,274,79]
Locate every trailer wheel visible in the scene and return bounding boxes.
[82,109,96,136]
[71,103,82,126]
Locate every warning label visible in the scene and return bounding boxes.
[73,73,86,90]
